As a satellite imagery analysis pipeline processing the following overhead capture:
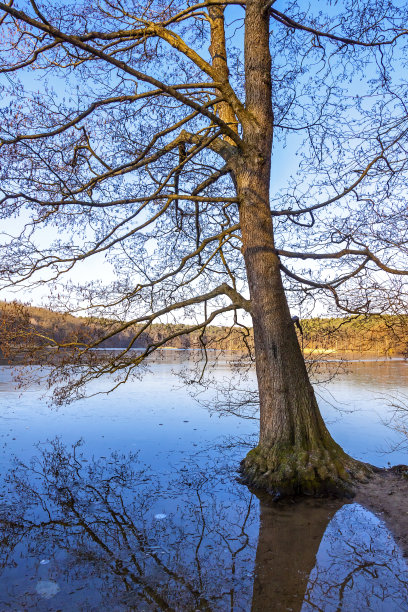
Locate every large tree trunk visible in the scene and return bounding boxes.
[237,0,370,497]
[236,157,368,496]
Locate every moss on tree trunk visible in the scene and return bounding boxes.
[240,440,371,499]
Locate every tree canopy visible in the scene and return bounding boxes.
[1,0,408,496]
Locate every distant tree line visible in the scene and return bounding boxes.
[302,316,408,357]
[1,302,407,359]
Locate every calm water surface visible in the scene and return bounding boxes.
[0,356,407,611]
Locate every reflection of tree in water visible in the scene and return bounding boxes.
[251,499,408,612]
[0,440,407,611]
[251,498,343,612]
[302,504,408,612]
[0,439,257,611]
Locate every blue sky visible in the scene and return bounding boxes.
[1,0,407,321]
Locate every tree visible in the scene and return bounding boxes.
[0,0,408,496]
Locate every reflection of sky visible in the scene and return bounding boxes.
[303,504,408,612]
[0,356,407,609]
[1,358,407,471]
[0,360,255,474]
[316,361,408,464]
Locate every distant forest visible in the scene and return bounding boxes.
[1,301,408,358]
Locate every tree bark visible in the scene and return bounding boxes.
[237,0,370,497]
[208,5,238,142]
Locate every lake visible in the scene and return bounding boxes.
[0,355,407,610]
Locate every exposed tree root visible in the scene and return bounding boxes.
[239,443,373,499]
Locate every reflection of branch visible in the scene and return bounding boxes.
[2,440,407,610]
[0,439,257,610]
